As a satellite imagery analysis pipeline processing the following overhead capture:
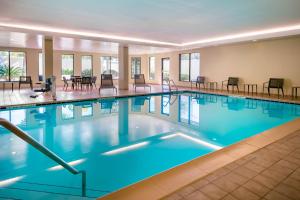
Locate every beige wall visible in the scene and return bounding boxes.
[1,36,300,94]
[143,36,300,95]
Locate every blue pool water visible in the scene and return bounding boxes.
[0,92,300,199]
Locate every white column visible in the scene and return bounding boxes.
[42,37,54,79]
[118,44,129,90]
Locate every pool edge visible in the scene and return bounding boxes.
[97,117,300,200]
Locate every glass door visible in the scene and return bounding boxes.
[161,58,170,84]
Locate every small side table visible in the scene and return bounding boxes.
[206,82,218,90]
[244,84,257,95]
[292,86,300,99]
[2,81,16,92]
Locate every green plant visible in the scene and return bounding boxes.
[0,64,23,79]
[82,69,92,76]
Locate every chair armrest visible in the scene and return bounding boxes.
[221,80,228,87]
[263,81,268,87]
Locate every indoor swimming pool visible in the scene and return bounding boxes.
[0,92,300,199]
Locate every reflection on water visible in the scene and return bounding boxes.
[0,92,300,198]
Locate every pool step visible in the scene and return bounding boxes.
[0,187,95,200]
[0,181,107,199]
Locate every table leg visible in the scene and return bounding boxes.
[248,85,250,95]
[256,85,258,95]
[12,83,13,92]
[296,88,298,99]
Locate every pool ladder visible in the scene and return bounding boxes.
[162,79,178,91]
[0,118,87,197]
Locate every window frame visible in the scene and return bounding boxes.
[0,50,27,82]
[100,56,119,79]
[81,55,93,76]
[148,56,155,80]
[179,52,200,82]
[131,57,141,79]
[61,54,74,80]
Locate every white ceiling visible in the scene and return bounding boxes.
[0,31,173,54]
[0,0,300,52]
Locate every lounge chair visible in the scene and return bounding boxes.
[19,76,33,90]
[191,76,205,89]
[133,74,151,92]
[222,77,239,92]
[263,78,284,98]
[99,74,117,94]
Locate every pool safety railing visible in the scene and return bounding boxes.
[162,79,178,91]
[0,118,86,197]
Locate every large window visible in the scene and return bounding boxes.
[0,51,26,81]
[100,56,119,79]
[61,55,74,79]
[39,53,43,78]
[131,57,141,79]
[149,57,155,80]
[81,55,93,76]
[179,53,200,81]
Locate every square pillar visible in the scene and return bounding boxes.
[118,45,129,90]
[42,37,54,79]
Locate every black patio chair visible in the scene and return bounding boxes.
[81,77,92,90]
[263,78,284,98]
[191,76,205,89]
[222,77,239,92]
[19,76,33,90]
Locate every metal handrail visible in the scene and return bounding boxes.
[0,118,86,197]
[169,79,178,91]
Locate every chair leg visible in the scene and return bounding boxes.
[268,88,270,96]
[281,88,284,98]
[278,88,280,98]
[19,83,21,90]
[227,85,229,92]
[237,85,239,93]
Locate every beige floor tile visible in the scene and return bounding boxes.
[261,168,290,182]
[274,183,300,200]
[199,183,227,200]
[264,190,292,200]
[243,180,270,197]
[205,168,231,182]
[234,166,258,179]
[212,176,240,193]
[222,194,238,200]
[252,174,280,189]
[243,161,266,173]
[231,186,260,200]
[275,160,298,170]
[185,191,211,200]
[290,169,300,181]
[190,179,209,189]
[162,193,183,200]
[176,185,197,197]
[222,172,249,186]
[283,177,300,191]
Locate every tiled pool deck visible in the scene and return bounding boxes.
[1,84,300,200]
[1,84,300,108]
[163,129,300,200]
